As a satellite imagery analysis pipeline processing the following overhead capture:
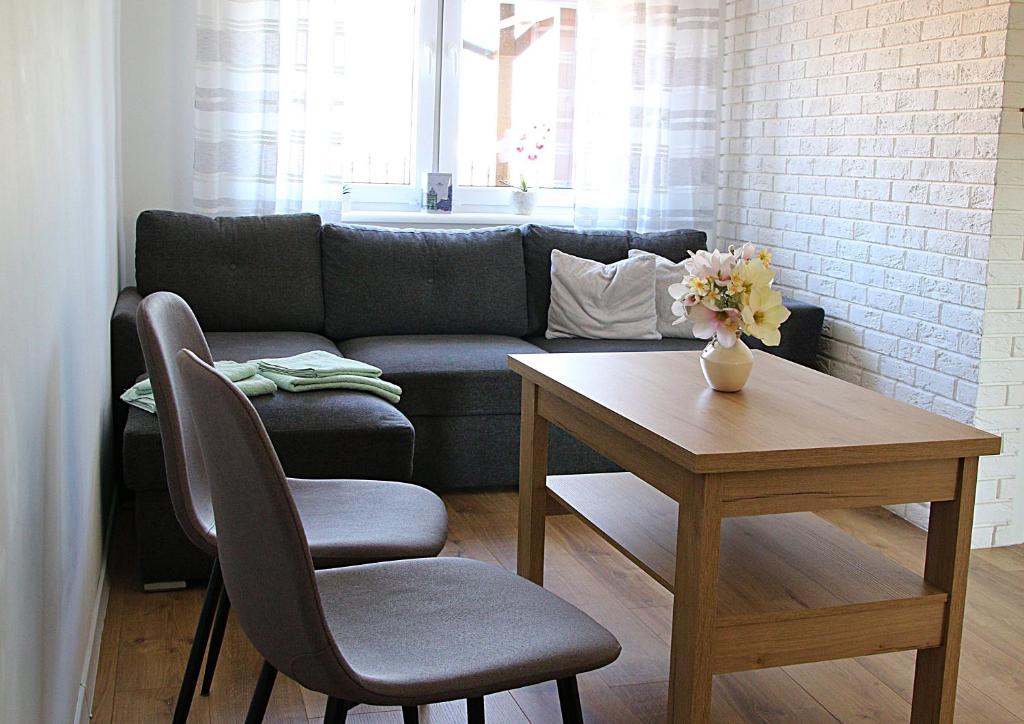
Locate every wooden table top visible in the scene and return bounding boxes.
[509,350,1001,473]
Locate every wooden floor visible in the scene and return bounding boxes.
[92,491,1024,723]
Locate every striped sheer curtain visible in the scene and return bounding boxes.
[193,1,282,216]
[194,1,420,218]
[193,0,721,229]
[571,1,720,235]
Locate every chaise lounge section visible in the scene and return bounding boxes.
[112,211,825,585]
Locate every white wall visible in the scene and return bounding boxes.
[119,0,197,284]
[717,0,1022,545]
[0,0,120,721]
[976,2,1024,546]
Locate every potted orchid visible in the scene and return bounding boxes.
[668,243,790,391]
[500,124,551,215]
[340,183,353,216]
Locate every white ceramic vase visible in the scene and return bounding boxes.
[511,189,537,215]
[700,334,753,392]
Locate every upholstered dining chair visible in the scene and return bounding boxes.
[173,348,621,723]
[136,292,449,724]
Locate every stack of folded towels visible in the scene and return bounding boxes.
[121,351,402,414]
[121,361,277,413]
[255,350,402,404]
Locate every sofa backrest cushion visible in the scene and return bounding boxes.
[135,211,325,333]
[321,224,528,339]
[522,225,707,336]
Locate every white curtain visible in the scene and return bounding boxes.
[194,0,721,230]
[194,0,282,215]
[571,1,720,235]
[194,1,418,219]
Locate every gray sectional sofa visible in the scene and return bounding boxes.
[112,211,825,584]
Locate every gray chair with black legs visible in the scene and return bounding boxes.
[136,292,449,724]
[173,349,622,723]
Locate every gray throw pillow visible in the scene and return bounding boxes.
[628,249,696,339]
[546,250,660,340]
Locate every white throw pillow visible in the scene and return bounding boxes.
[628,249,696,339]
[546,249,661,340]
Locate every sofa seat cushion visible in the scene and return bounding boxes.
[526,337,707,353]
[337,335,546,417]
[135,211,325,332]
[205,330,340,362]
[123,331,415,492]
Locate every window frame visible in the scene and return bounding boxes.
[345,0,575,216]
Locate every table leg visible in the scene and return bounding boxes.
[668,473,721,723]
[517,380,549,585]
[911,457,979,723]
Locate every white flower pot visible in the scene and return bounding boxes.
[511,189,537,215]
[700,335,753,392]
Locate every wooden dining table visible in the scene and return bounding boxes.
[509,350,1001,723]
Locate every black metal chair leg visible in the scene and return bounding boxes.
[557,677,584,724]
[172,558,223,724]
[324,697,354,723]
[243,660,277,724]
[402,705,418,723]
[200,586,231,695]
[467,696,485,724]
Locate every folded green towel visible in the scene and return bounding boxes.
[119,388,159,414]
[129,360,259,396]
[260,370,402,404]
[256,350,381,379]
[233,373,278,398]
[120,361,275,413]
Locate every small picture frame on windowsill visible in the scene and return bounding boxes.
[423,172,453,213]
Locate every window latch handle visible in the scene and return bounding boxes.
[446,43,459,78]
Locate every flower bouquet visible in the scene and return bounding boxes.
[668,244,790,391]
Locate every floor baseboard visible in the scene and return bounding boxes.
[74,492,118,724]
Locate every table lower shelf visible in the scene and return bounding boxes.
[547,472,949,673]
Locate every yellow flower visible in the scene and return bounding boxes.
[734,258,774,291]
[688,276,710,294]
[758,248,773,265]
[740,286,790,346]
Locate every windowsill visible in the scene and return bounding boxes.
[339,209,575,227]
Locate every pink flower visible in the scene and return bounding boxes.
[683,249,735,281]
[686,304,741,346]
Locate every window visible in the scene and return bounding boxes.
[453,1,576,189]
[285,1,579,212]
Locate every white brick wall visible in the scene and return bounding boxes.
[717,0,1023,545]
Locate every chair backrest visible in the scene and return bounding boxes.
[173,350,349,694]
[136,292,217,554]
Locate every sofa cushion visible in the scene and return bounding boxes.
[322,225,528,339]
[546,250,659,340]
[122,331,415,491]
[521,225,707,336]
[337,335,545,417]
[628,228,708,262]
[527,337,707,353]
[135,211,325,333]
[205,330,340,362]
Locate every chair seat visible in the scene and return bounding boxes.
[315,557,621,704]
[289,479,448,568]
